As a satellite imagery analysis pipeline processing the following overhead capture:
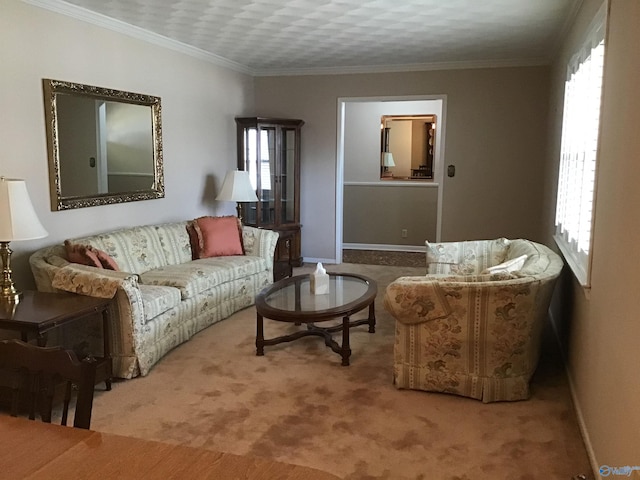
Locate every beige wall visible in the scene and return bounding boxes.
[544,0,640,473]
[343,184,437,246]
[1,0,253,290]
[254,66,551,262]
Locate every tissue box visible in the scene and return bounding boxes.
[310,272,330,295]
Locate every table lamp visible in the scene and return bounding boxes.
[381,152,395,177]
[215,170,258,221]
[0,177,48,304]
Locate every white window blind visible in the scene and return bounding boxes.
[554,6,606,288]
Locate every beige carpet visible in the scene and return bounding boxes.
[90,263,592,480]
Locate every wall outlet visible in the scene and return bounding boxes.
[401,229,408,238]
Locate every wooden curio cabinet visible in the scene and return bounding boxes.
[235,117,304,280]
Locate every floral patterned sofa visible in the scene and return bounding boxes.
[384,238,563,402]
[29,221,278,379]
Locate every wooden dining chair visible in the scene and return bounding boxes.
[0,339,97,429]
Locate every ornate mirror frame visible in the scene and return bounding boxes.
[43,79,164,210]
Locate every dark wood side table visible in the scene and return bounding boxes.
[0,291,113,390]
[273,229,295,281]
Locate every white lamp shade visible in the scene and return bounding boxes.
[0,177,48,241]
[382,152,395,167]
[215,170,258,203]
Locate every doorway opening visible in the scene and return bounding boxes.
[335,95,447,263]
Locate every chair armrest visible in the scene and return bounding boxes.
[384,276,452,325]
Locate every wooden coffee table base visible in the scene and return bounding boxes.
[256,303,375,366]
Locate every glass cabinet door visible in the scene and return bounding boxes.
[243,125,276,226]
[242,127,258,225]
[258,126,276,225]
[280,128,297,225]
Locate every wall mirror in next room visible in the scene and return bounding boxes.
[380,115,436,180]
[42,79,164,210]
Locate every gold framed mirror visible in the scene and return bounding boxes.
[380,114,436,180]
[43,79,164,210]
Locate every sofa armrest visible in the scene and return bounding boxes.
[49,263,146,379]
[29,245,70,293]
[51,264,139,299]
[242,226,279,264]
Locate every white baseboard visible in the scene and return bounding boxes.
[343,243,426,253]
[301,257,336,265]
[548,310,600,480]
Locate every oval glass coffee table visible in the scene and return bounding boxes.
[255,273,377,366]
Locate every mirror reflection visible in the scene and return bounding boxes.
[380,115,436,180]
[43,79,164,210]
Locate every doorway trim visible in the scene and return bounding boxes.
[335,94,447,263]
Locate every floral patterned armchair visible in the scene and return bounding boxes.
[384,238,563,402]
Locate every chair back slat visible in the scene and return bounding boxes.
[0,339,97,429]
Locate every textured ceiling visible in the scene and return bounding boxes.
[38,0,580,75]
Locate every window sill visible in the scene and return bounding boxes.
[554,234,591,297]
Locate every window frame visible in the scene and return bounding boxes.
[554,4,607,289]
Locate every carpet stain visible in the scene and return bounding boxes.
[200,363,224,375]
[415,414,439,430]
[342,387,381,406]
[389,429,423,450]
[314,385,334,398]
[200,389,223,398]
[331,421,353,434]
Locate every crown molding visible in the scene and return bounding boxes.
[252,57,551,77]
[22,0,253,75]
[23,0,553,78]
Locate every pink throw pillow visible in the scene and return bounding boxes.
[186,222,200,261]
[192,216,244,258]
[95,249,120,271]
[65,241,102,268]
[64,241,120,271]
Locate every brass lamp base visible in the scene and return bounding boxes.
[0,241,21,305]
[236,203,243,223]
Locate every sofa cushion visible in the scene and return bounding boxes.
[480,254,527,275]
[426,238,510,275]
[139,285,182,323]
[138,255,268,300]
[154,222,193,266]
[191,216,244,258]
